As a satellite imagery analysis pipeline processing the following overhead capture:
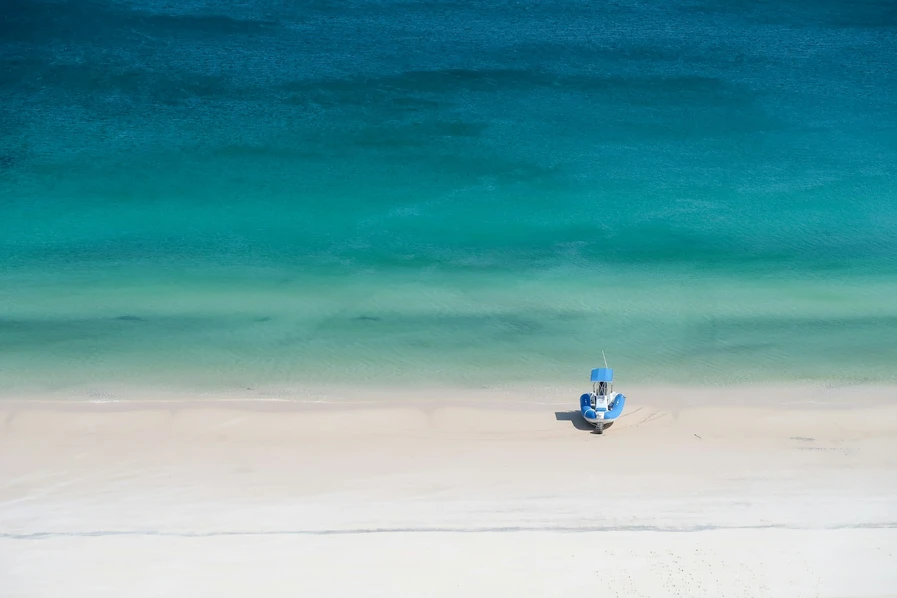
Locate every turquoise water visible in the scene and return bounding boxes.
[2,0,896,391]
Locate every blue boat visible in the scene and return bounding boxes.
[579,366,626,434]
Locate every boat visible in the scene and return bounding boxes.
[579,366,626,434]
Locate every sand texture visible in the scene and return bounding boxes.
[2,385,896,597]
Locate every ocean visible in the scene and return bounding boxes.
[1,0,896,393]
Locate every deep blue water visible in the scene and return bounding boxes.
[1,0,896,392]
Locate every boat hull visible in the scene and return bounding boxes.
[580,392,626,425]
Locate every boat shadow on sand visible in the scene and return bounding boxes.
[554,410,613,432]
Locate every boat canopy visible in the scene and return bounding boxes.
[590,367,613,382]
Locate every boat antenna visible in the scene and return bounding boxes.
[602,350,608,368]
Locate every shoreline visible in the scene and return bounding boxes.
[2,380,896,405]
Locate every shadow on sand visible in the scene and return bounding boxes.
[554,410,595,431]
[554,411,615,432]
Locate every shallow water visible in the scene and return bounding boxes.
[2,0,896,391]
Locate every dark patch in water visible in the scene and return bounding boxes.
[0,154,14,170]
[352,315,382,322]
[134,13,280,35]
[254,316,272,322]
[351,121,489,148]
[0,0,279,42]
[114,315,146,322]
[493,315,543,337]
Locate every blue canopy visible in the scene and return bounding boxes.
[590,367,613,382]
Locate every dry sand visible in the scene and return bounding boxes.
[2,385,896,597]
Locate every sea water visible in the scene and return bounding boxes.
[1,0,896,392]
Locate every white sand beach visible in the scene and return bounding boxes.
[2,385,897,597]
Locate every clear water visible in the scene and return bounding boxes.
[2,0,896,392]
